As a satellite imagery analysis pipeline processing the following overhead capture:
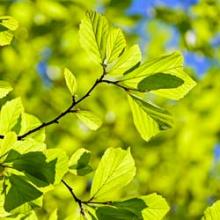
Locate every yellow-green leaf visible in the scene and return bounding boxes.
[121,51,196,100]
[64,68,77,96]
[106,27,126,64]
[76,110,102,131]
[107,44,142,76]
[128,95,172,141]
[0,16,18,46]
[49,209,58,220]
[0,97,24,134]
[100,193,170,220]
[45,149,69,185]
[202,200,220,220]
[79,11,109,64]
[141,193,170,220]
[19,112,45,142]
[90,147,136,202]
[0,16,18,31]
[0,132,17,156]
[69,148,92,176]
[0,81,13,99]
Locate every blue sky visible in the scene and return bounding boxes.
[126,0,218,77]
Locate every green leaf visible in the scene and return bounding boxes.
[202,200,220,220]
[0,97,24,134]
[0,16,18,46]
[69,148,92,176]
[121,51,196,100]
[128,94,173,141]
[76,110,102,131]
[4,175,42,212]
[90,147,136,201]
[4,149,68,187]
[0,132,17,156]
[0,16,18,31]
[0,81,13,99]
[96,198,148,220]
[96,193,169,220]
[7,150,58,187]
[48,209,58,220]
[11,197,43,217]
[12,138,46,154]
[107,45,141,76]
[140,193,170,220]
[79,11,109,64]
[64,68,77,96]
[19,112,45,142]
[138,72,184,91]
[45,149,69,185]
[96,206,137,220]
[106,27,126,64]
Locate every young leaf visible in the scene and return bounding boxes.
[0,16,18,31]
[0,132,17,157]
[0,97,24,134]
[0,16,18,46]
[202,200,220,220]
[64,68,77,96]
[4,175,42,212]
[107,45,141,76]
[106,27,126,64]
[69,148,92,176]
[128,95,173,141]
[0,81,13,99]
[76,110,102,131]
[90,147,136,201]
[19,112,45,142]
[79,11,109,64]
[138,72,184,91]
[121,51,196,100]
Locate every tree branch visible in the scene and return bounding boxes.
[62,180,85,216]
[15,68,106,140]
[0,67,135,141]
[61,179,112,215]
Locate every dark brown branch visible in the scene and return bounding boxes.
[62,179,112,215]
[62,180,85,216]
[15,70,106,140]
[0,67,135,141]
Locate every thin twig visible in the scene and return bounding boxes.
[13,69,105,140]
[62,180,85,216]
[62,179,112,215]
[101,80,139,92]
[0,67,135,140]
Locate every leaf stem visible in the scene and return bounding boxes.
[101,79,138,92]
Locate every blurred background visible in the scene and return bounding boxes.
[0,0,220,219]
